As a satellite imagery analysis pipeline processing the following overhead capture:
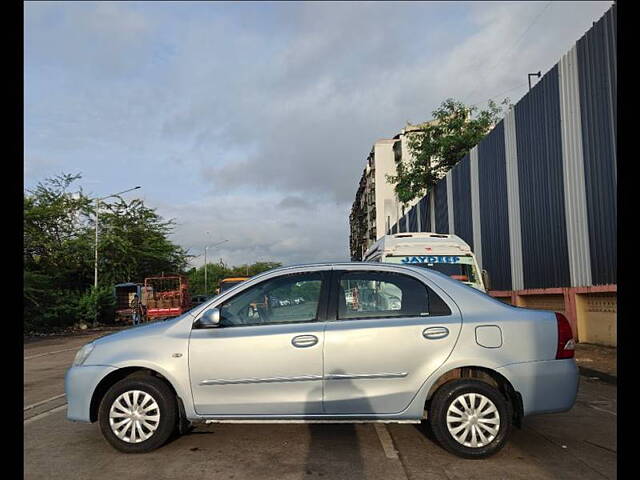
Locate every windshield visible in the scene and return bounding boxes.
[385,255,480,285]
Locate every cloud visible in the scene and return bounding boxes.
[154,192,350,267]
[25,1,614,266]
[25,2,152,76]
[278,196,316,210]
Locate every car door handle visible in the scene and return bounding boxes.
[423,326,449,340]
[291,335,318,348]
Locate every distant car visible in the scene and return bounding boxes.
[65,262,578,458]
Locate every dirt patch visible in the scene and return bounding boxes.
[575,343,617,377]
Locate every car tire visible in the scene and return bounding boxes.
[98,375,178,453]
[429,379,512,459]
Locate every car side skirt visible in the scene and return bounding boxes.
[202,419,421,424]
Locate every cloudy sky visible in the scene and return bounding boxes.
[24,1,613,267]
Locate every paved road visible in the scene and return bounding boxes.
[24,333,617,480]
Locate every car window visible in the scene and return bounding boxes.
[220,272,324,326]
[337,271,451,320]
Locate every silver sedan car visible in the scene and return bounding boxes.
[65,263,578,458]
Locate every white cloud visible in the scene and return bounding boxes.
[25,1,614,267]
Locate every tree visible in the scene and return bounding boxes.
[94,198,189,285]
[24,173,190,332]
[24,173,95,290]
[388,98,510,204]
[187,261,282,296]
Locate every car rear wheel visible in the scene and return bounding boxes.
[98,375,177,453]
[429,379,511,459]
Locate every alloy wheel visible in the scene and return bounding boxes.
[108,390,161,444]
[446,392,500,448]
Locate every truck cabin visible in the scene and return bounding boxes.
[113,283,142,323]
[217,277,250,294]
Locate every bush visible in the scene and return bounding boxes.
[77,286,116,326]
[23,285,116,334]
[24,289,83,334]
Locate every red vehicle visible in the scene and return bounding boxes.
[144,275,190,320]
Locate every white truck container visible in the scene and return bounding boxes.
[363,232,488,292]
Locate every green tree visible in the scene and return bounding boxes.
[187,261,281,296]
[24,173,190,333]
[94,198,189,285]
[24,173,95,290]
[388,98,510,204]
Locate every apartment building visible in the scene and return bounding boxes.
[349,124,427,260]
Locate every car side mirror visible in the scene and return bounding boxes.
[198,308,221,328]
[481,269,491,291]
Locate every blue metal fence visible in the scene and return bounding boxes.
[386,5,616,290]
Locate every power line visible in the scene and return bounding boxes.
[462,1,553,104]
[467,81,528,109]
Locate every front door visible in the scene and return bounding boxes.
[189,271,328,416]
[323,269,462,414]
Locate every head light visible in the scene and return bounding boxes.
[73,343,95,366]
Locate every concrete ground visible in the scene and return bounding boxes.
[575,343,617,378]
[24,332,617,480]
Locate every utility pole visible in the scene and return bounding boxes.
[203,239,228,295]
[93,185,142,326]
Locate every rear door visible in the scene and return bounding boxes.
[323,269,462,414]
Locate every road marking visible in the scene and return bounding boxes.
[588,404,616,416]
[24,394,66,411]
[24,404,67,425]
[374,424,399,459]
[24,347,78,360]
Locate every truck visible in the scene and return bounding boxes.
[362,232,489,291]
[143,275,191,320]
[216,277,249,295]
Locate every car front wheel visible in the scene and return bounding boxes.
[429,379,512,459]
[98,375,177,453]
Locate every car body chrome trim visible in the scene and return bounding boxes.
[199,375,323,386]
[325,372,408,380]
[200,372,408,386]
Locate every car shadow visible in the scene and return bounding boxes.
[303,370,368,479]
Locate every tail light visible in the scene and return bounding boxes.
[555,312,575,359]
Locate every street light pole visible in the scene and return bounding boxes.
[93,185,141,326]
[203,239,228,295]
[528,71,541,91]
[94,197,99,289]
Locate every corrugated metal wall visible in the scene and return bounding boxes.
[434,181,449,233]
[408,206,418,231]
[515,65,571,289]
[451,155,473,249]
[419,195,430,232]
[477,121,512,291]
[398,215,406,233]
[576,4,617,286]
[379,5,616,291]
